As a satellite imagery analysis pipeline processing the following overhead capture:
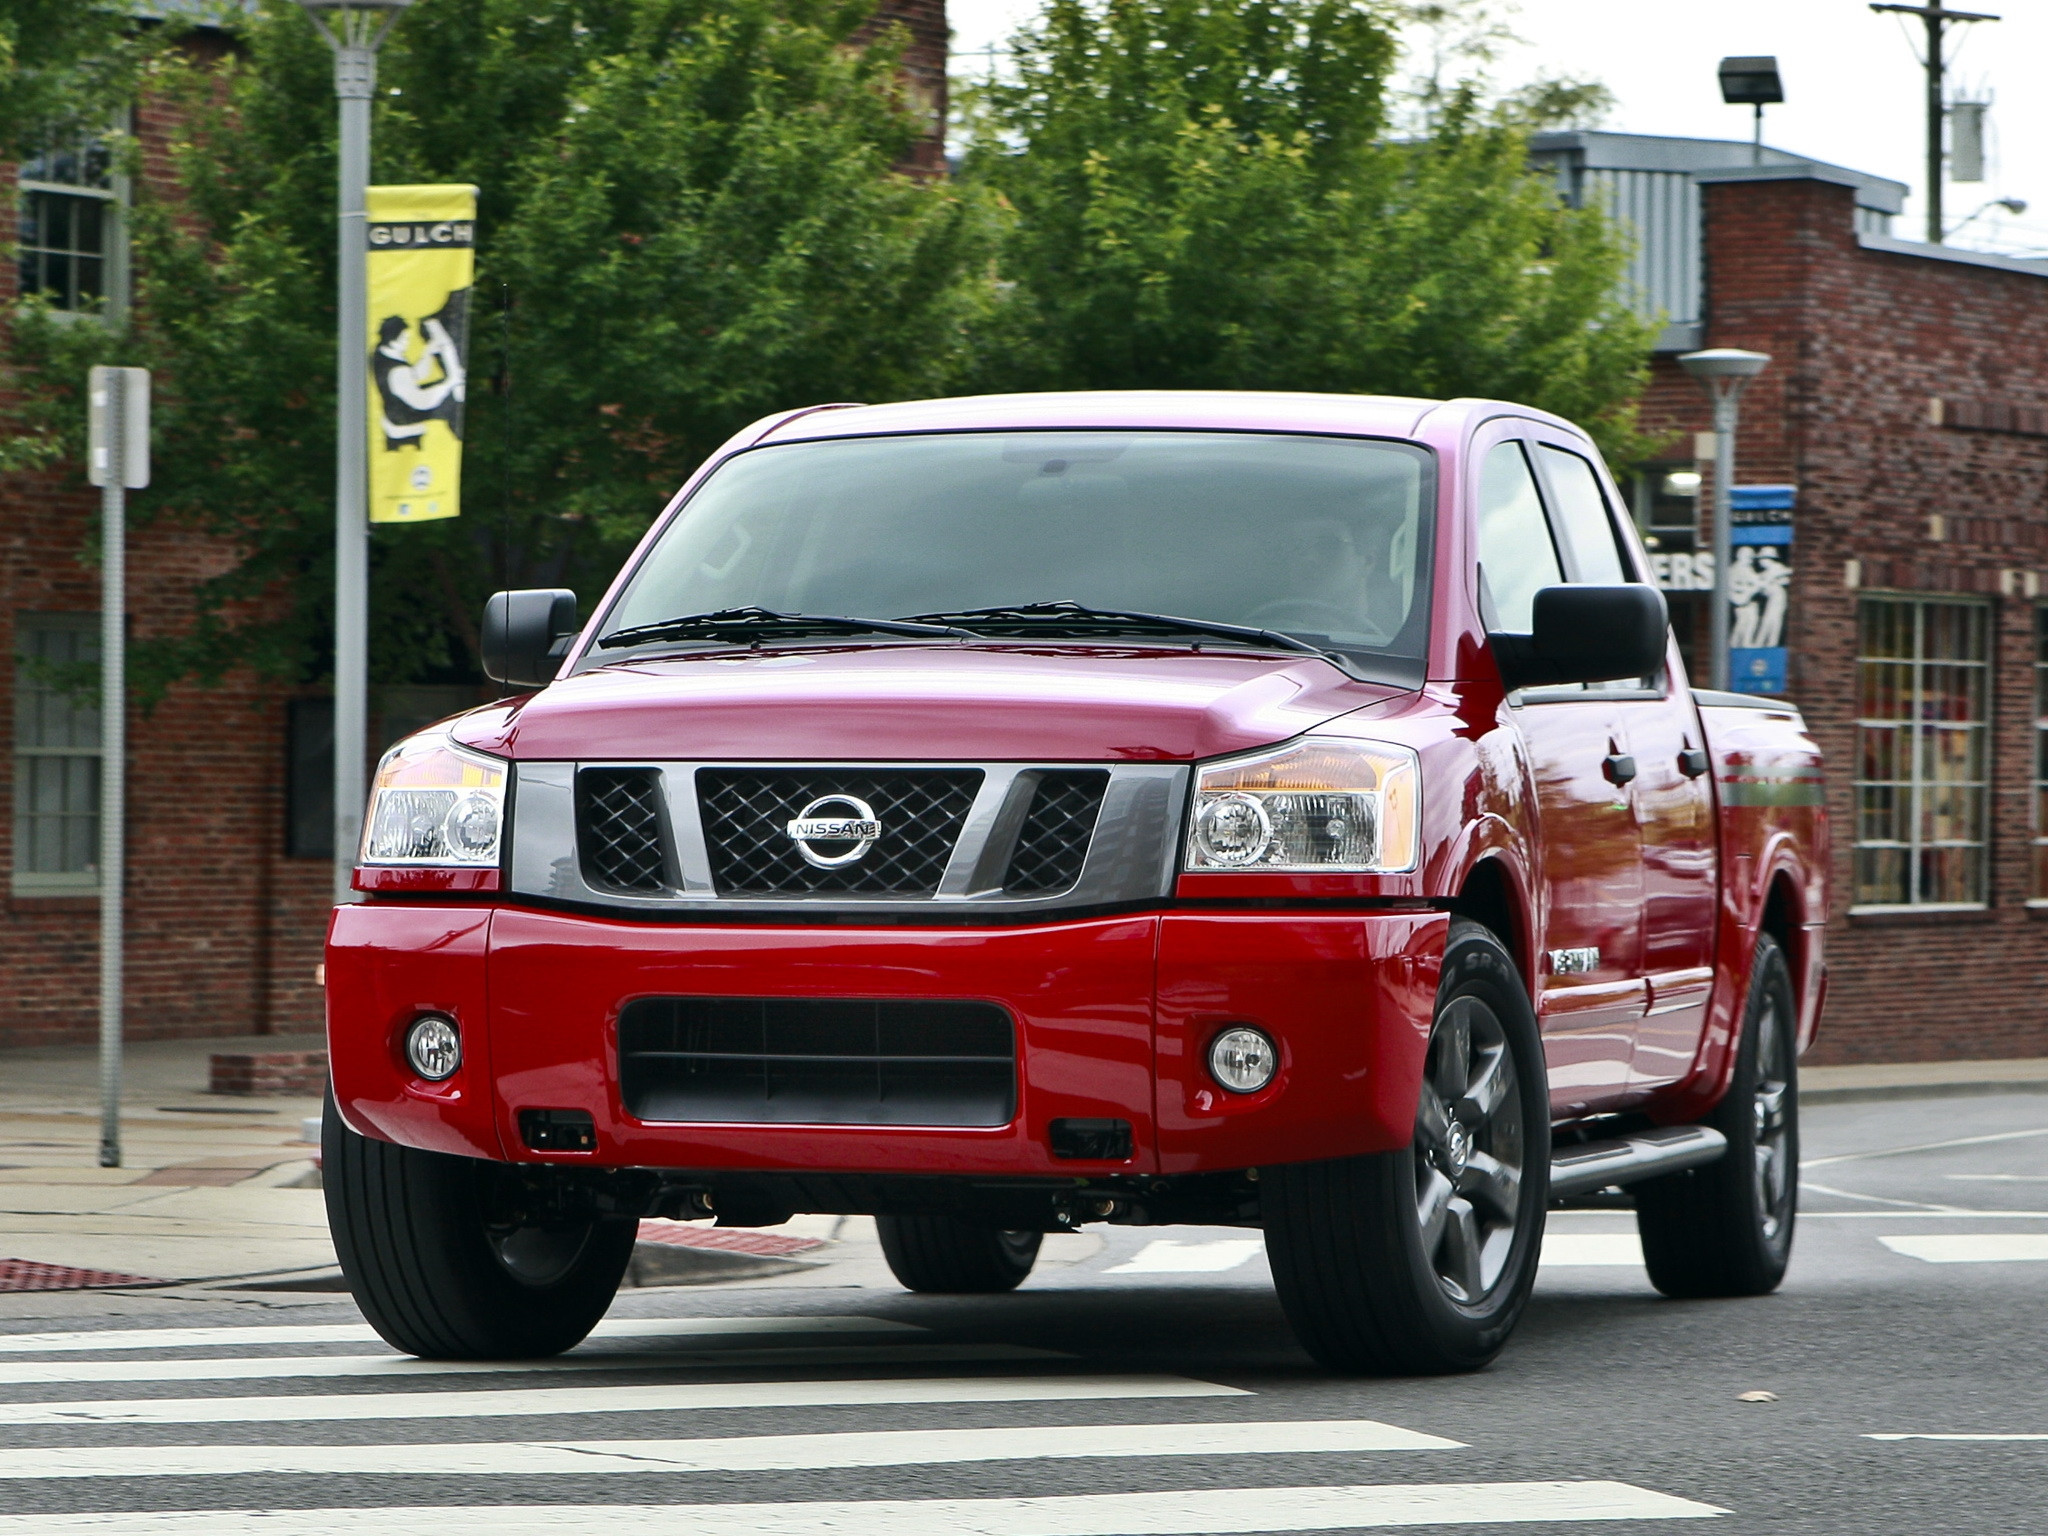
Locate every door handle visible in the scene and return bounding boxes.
[1678,747,1709,778]
[1603,752,1638,787]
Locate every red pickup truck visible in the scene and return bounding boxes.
[324,390,1827,1376]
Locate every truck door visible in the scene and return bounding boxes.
[1477,437,1645,1117]
[1530,441,1719,1094]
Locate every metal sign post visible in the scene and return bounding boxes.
[87,366,149,1169]
[1678,349,1771,692]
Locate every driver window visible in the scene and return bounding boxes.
[1475,441,1562,632]
[1538,446,1630,584]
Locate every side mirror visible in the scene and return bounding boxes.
[482,589,579,689]
[1489,584,1668,691]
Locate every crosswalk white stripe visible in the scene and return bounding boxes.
[0,1483,1729,1532]
[1105,1240,1264,1274]
[0,1315,924,1355]
[0,1373,1243,1426]
[0,1419,1462,1480]
[0,1342,1057,1387]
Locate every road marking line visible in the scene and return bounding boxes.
[1799,1181,1966,1212]
[1866,1433,2048,1442]
[1804,1125,2048,1168]
[1877,1234,2048,1264]
[1549,1210,2048,1220]
[0,1314,926,1355]
[0,1419,1464,1480]
[0,1482,1729,1531]
[0,1374,1244,1427]
[1539,1234,1643,1267]
[1105,1240,1265,1273]
[1944,1174,2048,1182]
[0,1343,1060,1388]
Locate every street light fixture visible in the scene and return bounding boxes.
[1678,348,1771,693]
[296,0,414,905]
[1717,56,1784,166]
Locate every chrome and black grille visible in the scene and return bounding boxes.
[575,768,669,892]
[697,768,982,896]
[1003,771,1109,894]
[618,996,1016,1126]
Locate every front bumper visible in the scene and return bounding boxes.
[326,903,1445,1177]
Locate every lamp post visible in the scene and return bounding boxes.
[298,0,413,905]
[1717,56,1784,166]
[1678,348,1771,692]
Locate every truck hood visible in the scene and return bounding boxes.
[452,645,1407,763]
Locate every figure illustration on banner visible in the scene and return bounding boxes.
[371,295,468,451]
[1728,544,1790,649]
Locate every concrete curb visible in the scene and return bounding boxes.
[1802,1057,2048,1106]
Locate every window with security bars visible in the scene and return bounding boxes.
[1854,596,1989,909]
[12,616,101,893]
[16,132,119,315]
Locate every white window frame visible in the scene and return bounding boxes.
[13,119,130,324]
[1851,593,1991,913]
[11,614,103,896]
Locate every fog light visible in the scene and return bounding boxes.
[1208,1026,1277,1094]
[405,1014,461,1081]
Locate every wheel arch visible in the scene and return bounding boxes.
[1447,852,1535,999]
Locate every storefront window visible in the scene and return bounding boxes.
[1854,596,1989,909]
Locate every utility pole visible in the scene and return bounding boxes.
[298,0,413,904]
[1870,1,1999,245]
[88,367,149,1169]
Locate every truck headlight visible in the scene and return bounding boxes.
[1185,738,1419,873]
[360,732,507,868]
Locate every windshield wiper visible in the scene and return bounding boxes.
[896,601,1341,662]
[598,607,972,650]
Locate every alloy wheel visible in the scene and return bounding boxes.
[1413,996,1525,1305]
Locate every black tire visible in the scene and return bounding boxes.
[1264,919,1549,1375]
[875,1215,1042,1293]
[1636,933,1798,1299]
[323,1094,636,1359]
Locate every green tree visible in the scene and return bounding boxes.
[2,0,999,697]
[961,0,1654,459]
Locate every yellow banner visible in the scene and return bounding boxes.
[365,184,477,524]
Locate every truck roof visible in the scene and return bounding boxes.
[753,390,1478,445]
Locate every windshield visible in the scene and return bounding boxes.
[596,430,1436,681]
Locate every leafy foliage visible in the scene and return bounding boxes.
[962,0,1654,457]
[2,0,1000,697]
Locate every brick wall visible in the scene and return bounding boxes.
[1644,172,2048,1064]
[862,0,951,177]
[0,32,331,1051]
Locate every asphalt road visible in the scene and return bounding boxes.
[1,1089,2043,1534]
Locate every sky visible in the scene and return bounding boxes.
[945,0,2048,259]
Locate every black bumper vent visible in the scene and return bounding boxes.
[618,997,1016,1127]
[1003,771,1109,894]
[576,768,669,892]
[697,768,982,896]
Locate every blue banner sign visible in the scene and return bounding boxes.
[1726,485,1795,694]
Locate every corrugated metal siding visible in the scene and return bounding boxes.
[1583,169,1700,326]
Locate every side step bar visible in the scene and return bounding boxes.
[1549,1126,1728,1201]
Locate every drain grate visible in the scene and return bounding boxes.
[0,1258,160,1292]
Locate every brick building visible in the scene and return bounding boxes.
[1558,136,2048,1064]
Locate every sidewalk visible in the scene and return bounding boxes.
[0,1034,331,1293]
